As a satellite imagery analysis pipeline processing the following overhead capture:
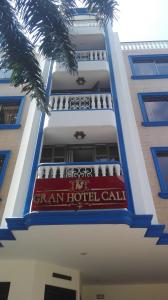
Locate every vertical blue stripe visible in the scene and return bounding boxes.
[104,28,135,213]
[23,61,53,215]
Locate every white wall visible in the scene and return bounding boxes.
[0,259,80,300]
[107,27,158,223]
[82,283,168,300]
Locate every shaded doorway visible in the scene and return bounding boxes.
[0,282,10,300]
[44,285,76,300]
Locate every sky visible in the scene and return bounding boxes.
[76,0,168,42]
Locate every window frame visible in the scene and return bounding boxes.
[138,92,168,126]
[0,151,11,188]
[0,96,25,129]
[151,147,168,199]
[129,54,168,79]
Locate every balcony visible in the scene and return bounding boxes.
[32,161,127,212]
[44,93,116,144]
[54,50,108,74]
[37,161,122,179]
[70,17,104,36]
[50,93,113,111]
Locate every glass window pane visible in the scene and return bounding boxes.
[157,62,168,74]
[109,145,119,161]
[157,152,168,190]
[134,62,156,75]
[0,102,19,124]
[54,147,65,157]
[41,147,52,162]
[144,96,168,122]
[73,148,94,162]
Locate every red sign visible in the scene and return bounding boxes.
[31,176,127,211]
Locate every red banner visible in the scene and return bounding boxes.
[31,176,127,211]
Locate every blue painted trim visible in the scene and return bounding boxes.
[51,109,114,112]
[157,233,168,245]
[0,96,25,129]
[23,61,53,215]
[0,151,11,189]
[145,224,165,237]
[129,54,168,79]
[151,147,168,197]
[38,160,120,168]
[142,121,168,127]
[138,92,168,126]
[6,210,152,228]
[2,211,168,245]
[0,124,20,129]
[132,75,168,80]
[104,27,135,213]
[0,229,15,240]
[0,79,11,83]
[158,192,168,199]
[51,92,110,96]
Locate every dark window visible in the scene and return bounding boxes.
[0,151,10,188]
[151,148,168,198]
[44,285,76,300]
[141,94,168,123]
[41,144,119,163]
[0,282,10,300]
[157,152,168,191]
[130,55,168,77]
[0,102,20,125]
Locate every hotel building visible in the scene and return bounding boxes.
[0,8,168,300]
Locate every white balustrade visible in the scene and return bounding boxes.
[77,50,106,61]
[37,162,122,179]
[50,93,113,111]
[121,40,168,51]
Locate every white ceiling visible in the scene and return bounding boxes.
[1,224,168,284]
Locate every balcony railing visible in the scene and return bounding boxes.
[77,50,106,61]
[37,161,122,179]
[50,93,113,111]
[121,40,168,51]
[72,19,98,27]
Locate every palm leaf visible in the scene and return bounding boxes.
[15,0,78,74]
[82,0,118,25]
[0,0,48,113]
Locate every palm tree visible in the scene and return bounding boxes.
[0,0,118,113]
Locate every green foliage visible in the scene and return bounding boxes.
[0,0,118,113]
[82,0,118,25]
[0,0,49,113]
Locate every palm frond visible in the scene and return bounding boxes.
[0,0,48,113]
[82,0,118,25]
[15,0,78,74]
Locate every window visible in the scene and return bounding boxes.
[138,92,168,126]
[129,55,168,79]
[151,147,168,198]
[41,144,119,163]
[0,97,25,129]
[0,151,10,188]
